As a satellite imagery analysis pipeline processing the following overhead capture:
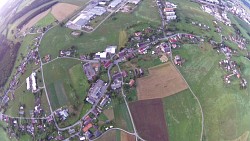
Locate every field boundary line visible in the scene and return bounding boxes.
[90,127,135,141]
[171,61,204,141]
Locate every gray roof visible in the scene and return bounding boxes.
[75,18,88,26]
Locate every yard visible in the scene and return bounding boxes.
[172,43,250,140]
[38,0,161,60]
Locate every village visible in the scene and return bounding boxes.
[0,0,250,140]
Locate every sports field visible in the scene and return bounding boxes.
[137,63,188,100]
[39,0,161,60]
[129,99,169,141]
[173,43,250,140]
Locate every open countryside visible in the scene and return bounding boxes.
[0,0,249,140]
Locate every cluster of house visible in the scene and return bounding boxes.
[79,115,103,140]
[217,45,247,88]
[0,112,56,138]
[55,108,69,121]
[43,54,51,63]
[164,2,177,21]
[191,21,211,31]
[228,35,247,50]
[201,4,231,26]
[227,1,250,25]
[83,63,99,81]
[26,72,38,93]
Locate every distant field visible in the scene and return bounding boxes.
[163,89,201,141]
[16,0,36,13]
[51,3,80,22]
[129,99,169,141]
[96,130,120,141]
[137,63,188,100]
[39,0,161,59]
[20,9,51,32]
[59,0,91,6]
[173,43,250,140]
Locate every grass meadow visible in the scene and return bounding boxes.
[172,43,250,140]
[163,89,202,141]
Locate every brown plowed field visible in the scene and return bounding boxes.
[129,99,169,141]
[121,131,136,141]
[137,63,188,100]
[51,3,79,21]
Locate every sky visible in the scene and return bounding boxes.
[0,0,8,9]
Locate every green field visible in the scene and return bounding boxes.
[112,97,134,132]
[43,58,88,109]
[35,12,56,28]
[39,0,161,59]
[172,43,250,140]
[163,89,202,141]
[0,128,11,141]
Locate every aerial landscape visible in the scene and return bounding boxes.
[0,0,250,140]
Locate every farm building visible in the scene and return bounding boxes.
[88,80,105,99]
[108,0,122,8]
[105,46,117,54]
[26,72,37,93]
[89,6,107,16]
[95,52,107,59]
[128,0,141,5]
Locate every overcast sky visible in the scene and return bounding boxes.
[0,0,8,10]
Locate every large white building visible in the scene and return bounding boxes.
[108,0,122,8]
[26,72,37,93]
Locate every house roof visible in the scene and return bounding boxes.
[83,123,93,132]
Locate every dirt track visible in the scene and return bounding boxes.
[129,99,169,141]
[51,3,79,22]
[137,63,188,100]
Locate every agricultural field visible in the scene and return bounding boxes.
[59,0,91,6]
[35,12,56,27]
[39,0,161,60]
[129,99,169,141]
[16,0,36,13]
[96,130,121,141]
[103,108,114,121]
[20,9,51,32]
[163,89,202,141]
[137,63,188,100]
[0,128,11,141]
[43,58,88,109]
[112,97,134,132]
[121,131,135,141]
[51,3,80,22]
[172,43,250,140]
